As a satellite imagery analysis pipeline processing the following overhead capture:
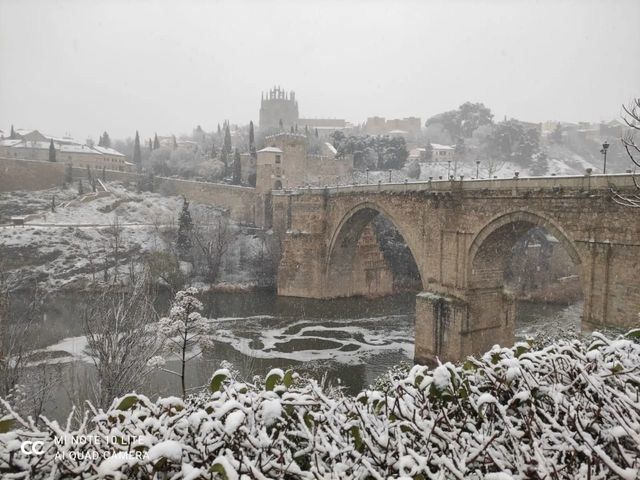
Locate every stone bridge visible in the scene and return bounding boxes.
[272,174,640,364]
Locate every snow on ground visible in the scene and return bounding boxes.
[0,182,251,291]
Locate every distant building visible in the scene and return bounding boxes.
[259,86,299,130]
[365,116,421,137]
[409,143,455,162]
[255,132,353,192]
[258,86,349,137]
[0,129,132,171]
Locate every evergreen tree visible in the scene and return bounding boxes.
[153,133,160,150]
[232,148,242,184]
[217,123,221,135]
[98,134,103,147]
[172,135,178,150]
[10,125,16,139]
[210,143,217,159]
[223,125,232,155]
[304,125,309,135]
[249,121,257,160]
[290,126,294,133]
[176,197,193,258]
[102,166,106,181]
[48,139,56,162]
[78,179,84,195]
[133,131,142,169]
[249,121,255,148]
[279,119,284,130]
[101,131,111,148]
[315,128,319,138]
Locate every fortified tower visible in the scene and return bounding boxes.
[259,86,299,131]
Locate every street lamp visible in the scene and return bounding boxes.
[476,160,480,179]
[600,140,610,174]
[365,168,369,184]
[388,169,392,183]
[447,160,451,178]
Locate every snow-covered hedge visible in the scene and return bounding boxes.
[1,332,640,479]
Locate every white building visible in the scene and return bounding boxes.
[0,129,133,171]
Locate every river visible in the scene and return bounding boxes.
[8,290,583,420]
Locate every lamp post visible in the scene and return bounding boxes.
[388,169,392,183]
[447,160,451,178]
[600,140,610,174]
[476,160,480,179]
[366,168,369,184]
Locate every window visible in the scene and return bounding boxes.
[275,154,281,164]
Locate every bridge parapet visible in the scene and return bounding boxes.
[272,173,638,197]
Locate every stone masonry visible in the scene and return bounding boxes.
[273,174,640,364]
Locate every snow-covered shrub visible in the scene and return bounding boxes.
[1,331,640,479]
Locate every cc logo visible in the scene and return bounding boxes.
[20,441,45,455]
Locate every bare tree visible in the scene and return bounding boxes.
[611,98,640,207]
[191,213,236,283]
[104,216,123,283]
[0,265,58,423]
[83,278,161,409]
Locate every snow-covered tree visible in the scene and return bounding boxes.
[156,288,211,398]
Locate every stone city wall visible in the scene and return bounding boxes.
[0,157,257,224]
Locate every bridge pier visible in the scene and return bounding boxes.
[414,288,515,364]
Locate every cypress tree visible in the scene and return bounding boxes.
[133,131,142,169]
[315,128,319,138]
[153,133,160,150]
[10,125,16,139]
[98,134,103,147]
[102,131,111,148]
[223,125,232,155]
[172,135,177,150]
[279,119,284,130]
[232,148,242,184]
[48,139,56,162]
[290,126,294,133]
[78,179,84,195]
[249,121,257,160]
[176,197,193,258]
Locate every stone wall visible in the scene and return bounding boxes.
[276,174,640,362]
[0,157,257,225]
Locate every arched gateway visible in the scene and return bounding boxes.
[274,175,640,363]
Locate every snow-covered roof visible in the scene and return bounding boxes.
[59,144,98,154]
[0,139,22,147]
[258,147,283,154]
[388,129,408,134]
[323,142,337,155]
[93,146,125,156]
[431,143,455,151]
[1,137,125,157]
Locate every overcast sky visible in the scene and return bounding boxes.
[1,0,638,141]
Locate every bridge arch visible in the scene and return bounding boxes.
[325,201,423,297]
[467,209,584,296]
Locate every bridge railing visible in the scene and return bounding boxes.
[272,172,638,196]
